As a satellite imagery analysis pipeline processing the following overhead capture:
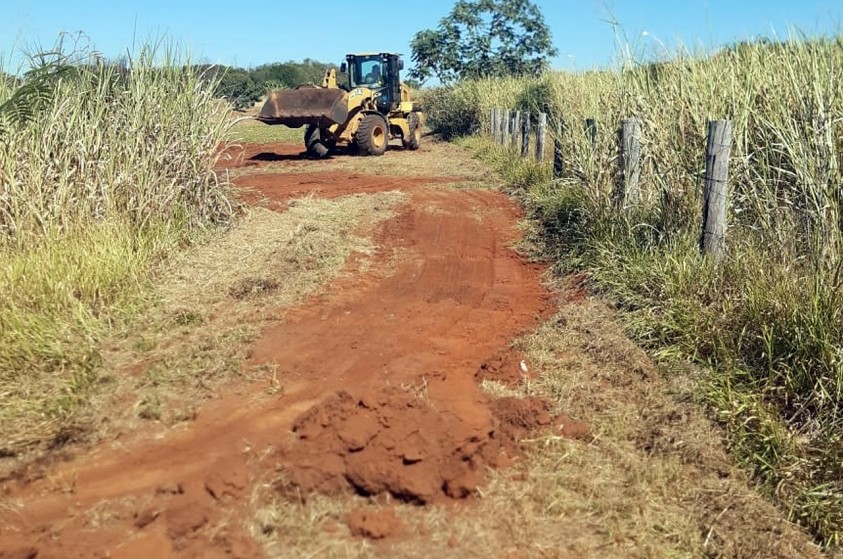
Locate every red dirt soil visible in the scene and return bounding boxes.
[0,145,565,557]
[344,508,405,540]
[280,388,556,505]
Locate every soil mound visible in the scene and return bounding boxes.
[277,387,576,504]
[278,387,499,503]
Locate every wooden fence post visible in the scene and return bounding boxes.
[521,112,531,159]
[553,117,565,179]
[502,109,511,148]
[619,118,642,205]
[491,108,499,143]
[536,112,547,160]
[585,118,597,151]
[511,111,521,149]
[700,120,732,261]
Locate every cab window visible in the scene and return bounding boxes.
[351,57,384,87]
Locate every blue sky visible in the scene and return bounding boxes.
[2,1,841,72]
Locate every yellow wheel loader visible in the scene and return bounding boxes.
[256,53,422,157]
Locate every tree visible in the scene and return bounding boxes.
[0,50,76,133]
[402,77,424,90]
[410,0,558,84]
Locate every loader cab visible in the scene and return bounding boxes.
[341,53,403,113]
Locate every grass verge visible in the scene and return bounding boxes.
[0,221,184,454]
[0,38,233,458]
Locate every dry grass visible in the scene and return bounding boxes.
[250,487,377,559]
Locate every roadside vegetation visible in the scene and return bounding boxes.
[423,35,843,548]
[0,39,233,456]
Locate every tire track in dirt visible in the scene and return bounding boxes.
[0,146,551,558]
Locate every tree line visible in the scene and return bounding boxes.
[197,59,337,110]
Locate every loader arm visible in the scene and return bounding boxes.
[321,68,338,89]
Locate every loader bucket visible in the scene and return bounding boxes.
[256,87,349,129]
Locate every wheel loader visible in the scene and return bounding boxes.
[255,52,422,157]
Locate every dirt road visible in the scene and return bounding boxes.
[0,140,554,558]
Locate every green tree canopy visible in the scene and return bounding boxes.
[410,0,558,84]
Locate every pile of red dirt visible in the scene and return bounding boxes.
[277,384,567,505]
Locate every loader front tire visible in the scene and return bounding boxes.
[355,114,388,156]
[403,112,421,150]
[304,124,330,158]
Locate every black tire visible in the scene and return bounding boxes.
[355,114,388,156]
[304,124,330,158]
[403,112,421,150]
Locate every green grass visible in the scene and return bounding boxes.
[0,39,233,455]
[440,33,843,549]
[0,221,184,449]
[229,118,304,145]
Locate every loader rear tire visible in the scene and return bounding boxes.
[304,124,330,158]
[355,114,388,156]
[403,112,421,150]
